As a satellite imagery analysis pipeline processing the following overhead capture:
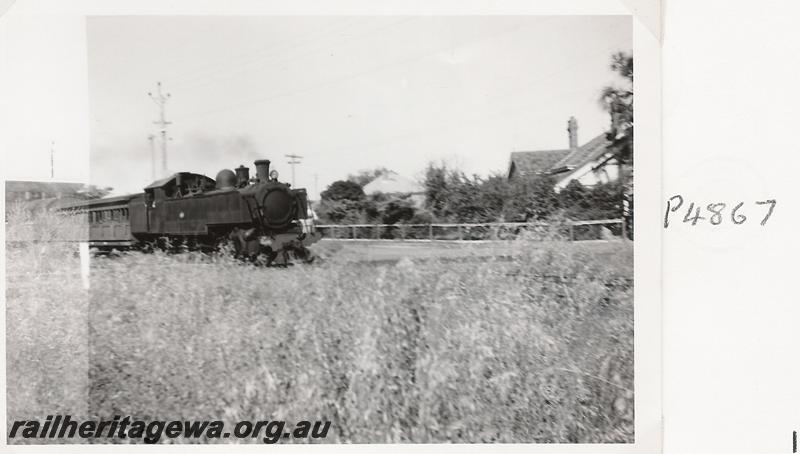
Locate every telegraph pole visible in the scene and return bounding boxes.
[147,134,156,180]
[285,154,303,187]
[148,82,172,176]
[50,141,55,179]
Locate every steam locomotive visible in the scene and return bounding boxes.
[60,159,321,265]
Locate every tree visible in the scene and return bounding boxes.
[381,199,416,224]
[557,180,624,221]
[559,180,591,211]
[316,199,365,224]
[423,162,450,218]
[476,175,510,221]
[600,52,633,170]
[600,52,634,238]
[504,176,559,221]
[423,162,509,222]
[320,180,365,202]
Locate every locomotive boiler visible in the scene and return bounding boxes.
[62,159,320,265]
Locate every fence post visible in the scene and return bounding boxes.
[621,219,627,241]
[458,224,463,240]
[351,226,356,240]
[374,224,379,240]
[428,224,433,241]
[569,223,574,241]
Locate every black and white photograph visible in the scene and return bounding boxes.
[3,7,648,447]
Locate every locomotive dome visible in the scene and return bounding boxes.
[215,169,237,189]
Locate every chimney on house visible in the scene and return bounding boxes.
[567,116,578,149]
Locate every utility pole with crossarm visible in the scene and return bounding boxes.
[50,141,55,179]
[285,154,303,187]
[148,82,172,177]
[147,134,156,181]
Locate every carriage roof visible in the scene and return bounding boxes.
[144,172,215,190]
[58,193,139,211]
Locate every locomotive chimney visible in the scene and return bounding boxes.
[235,165,250,186]
[254,159,270,183]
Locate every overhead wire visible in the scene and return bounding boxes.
[308,37,633,161]
[167,16,420,102]
[171,17,544,122]
[93,17,368,121]
[164,16,374,89]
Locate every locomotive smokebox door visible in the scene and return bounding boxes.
[260,187,296,230]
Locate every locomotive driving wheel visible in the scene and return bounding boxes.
[291,245,315,264]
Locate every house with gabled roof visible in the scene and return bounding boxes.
[362,170,426,207]
[507,117,623,191]
[507,149,570,182]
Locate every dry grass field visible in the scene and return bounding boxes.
[6,211,633,443]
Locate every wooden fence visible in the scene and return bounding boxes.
[7,219,627,243]
[316,219,626,242]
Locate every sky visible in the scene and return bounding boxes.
[8,15,632,199]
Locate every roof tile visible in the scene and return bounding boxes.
[508,149,570,178]
[549,134,611,173]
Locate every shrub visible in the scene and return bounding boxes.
[559,180,624,221]
[381,199,415,224]
[423,163,508,223]
[504,176,560,221]
[320,180,365,202]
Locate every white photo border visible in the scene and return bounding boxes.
[0,1,661,452]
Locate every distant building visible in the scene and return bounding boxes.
[362,171,426,207]
[507,117,624,190]
[5,180,96,214]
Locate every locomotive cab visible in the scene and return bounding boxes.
[143,172,217,204]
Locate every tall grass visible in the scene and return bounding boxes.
[6,210,633,443]
[6,208,90,442]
